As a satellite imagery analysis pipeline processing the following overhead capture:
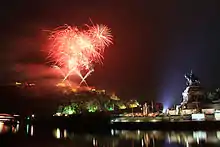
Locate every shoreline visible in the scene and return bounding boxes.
[20,115,220,131]
[111,121,220,130]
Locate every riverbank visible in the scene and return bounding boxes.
[20,114,220,132]
[111,121,220,130]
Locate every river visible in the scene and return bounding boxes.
[1,122,220,147]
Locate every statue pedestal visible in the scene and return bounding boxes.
[181,86,205,109]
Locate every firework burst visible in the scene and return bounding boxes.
[46,22,113,86]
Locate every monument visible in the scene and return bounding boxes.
[181,70,205,109]
[167,70,220,116]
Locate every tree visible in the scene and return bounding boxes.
[127,100,139,108]
[62,103,79,115]
[104,100,114,111]
[63,105,73,115]
[115,101,127,110]
[70,102,80,114]
[215,88,220,99]
[127,100,140,115]
[207,89,220,101]
[57,105,64,113]
[207,92,215,101]
[85,99,101,112]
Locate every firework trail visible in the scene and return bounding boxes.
[47,22,113,86]
[79,68,94,86]
[52,65,72,86]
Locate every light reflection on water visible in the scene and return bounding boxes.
[25,123,34,136]
[53,128,68,139]
[2,123,220,147]
[0,122,19,134]
[0,122,34,136]
[52,128,220,147]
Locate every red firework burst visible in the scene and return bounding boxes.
[47,22,113,86]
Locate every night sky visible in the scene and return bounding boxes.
[0,1,220,110]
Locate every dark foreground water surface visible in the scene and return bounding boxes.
[1,122,220,147]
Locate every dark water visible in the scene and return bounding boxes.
[1,122,220,147]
